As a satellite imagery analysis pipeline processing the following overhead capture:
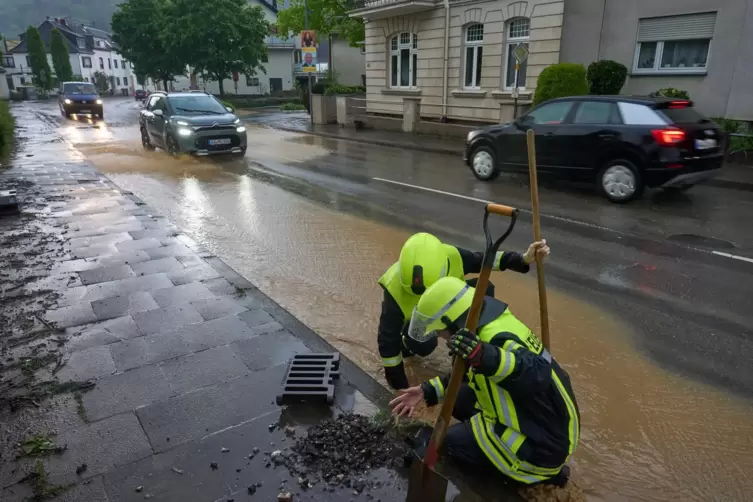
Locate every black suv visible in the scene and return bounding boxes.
[464,96,725,203]
[139,91,247,157]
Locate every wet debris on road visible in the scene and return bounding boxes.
[17,432,66,458]
[281,414,409,493]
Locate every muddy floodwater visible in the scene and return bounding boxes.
[63,120,753,502]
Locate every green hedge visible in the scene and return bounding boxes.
[222,96,302,109]
[652,88,690,100]
[712,117,753,154]
[324,84,366,96]
[533,63,589,106]
[0,101,15,159]
[586,60,627,95]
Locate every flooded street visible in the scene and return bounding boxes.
[27,98,753,501]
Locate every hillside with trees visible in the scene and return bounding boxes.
[0,1,120,39]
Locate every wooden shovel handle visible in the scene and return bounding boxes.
[486,203,516,217]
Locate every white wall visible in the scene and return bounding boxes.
[193,49,295,95]
[330,36,366,86]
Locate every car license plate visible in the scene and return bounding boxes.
[695,138,717,150]
[208,138,231,146]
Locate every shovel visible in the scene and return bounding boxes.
[405,203,519,502]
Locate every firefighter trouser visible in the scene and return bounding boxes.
[401,278,496,357]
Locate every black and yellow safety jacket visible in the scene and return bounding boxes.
[421,297,580,483]
[377,245,529,389]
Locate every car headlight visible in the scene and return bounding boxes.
[176,120,189,126]
[236,126,246,133]
[234,118,240,124]
[177,127,192,137]
[96,99,103,105]
[64,99,72,104]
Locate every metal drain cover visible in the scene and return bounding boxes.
[668,234,735,249]
[277,353,340,405]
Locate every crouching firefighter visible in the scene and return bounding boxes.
[378,232,549,390]
[390,276,580,486]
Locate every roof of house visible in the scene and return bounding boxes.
[4,39,21,52]
[8,17,124,56]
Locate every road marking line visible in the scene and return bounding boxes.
[372,177,493,204]
[711,251,753,264]
[372,176,753,266]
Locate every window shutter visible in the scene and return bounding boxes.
[637,12,717,41]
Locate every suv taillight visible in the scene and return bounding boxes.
[652,128,685,146]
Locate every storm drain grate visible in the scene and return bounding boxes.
[276,353,341,405]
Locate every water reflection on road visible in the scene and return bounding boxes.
[56,109,753,502]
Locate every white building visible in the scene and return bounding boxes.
[2,17,135,95]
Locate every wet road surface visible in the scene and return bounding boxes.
[21,98,753,501]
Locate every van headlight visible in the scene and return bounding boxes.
[96,99,103,105]
[177,127,192,137]
[236,126,246,133]
[64,99,72,104]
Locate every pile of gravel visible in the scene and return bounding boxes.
[284,414,408,491]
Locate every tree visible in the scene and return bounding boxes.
[26,26,53,90]
[164,0,269,96]
[533,63,589,106]
[1,32,4,59]
[111,0,185,91]
[50,28,74,83]
[586,60,627,95]
[92,71,109,93]
[276,0,365,47]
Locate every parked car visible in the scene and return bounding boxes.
[139,91,247,157]
[135,89,148,101]
[58,82,104,119]
[464,96,725,203]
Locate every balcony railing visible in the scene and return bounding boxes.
[266,35,295,48]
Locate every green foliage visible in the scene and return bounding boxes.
[533,63,589,106]
[652,88,691,99]
[111,0,185,90]
[92,71,109,93]
[712,117,753,154]
[224,95,302,109]
[276,0,365,47]
[26,26,53,91]
[20,434,65,457]
[586,59,627,95]
[324,84,366,95]
[220,100,235,111]
[0,101,15,159]
[163,0,269,96]
[280,102,305,112]
[50,28,74,83]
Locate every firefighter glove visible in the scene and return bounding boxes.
[447,328,484,367]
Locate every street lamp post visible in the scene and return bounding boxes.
[305,0,313,125]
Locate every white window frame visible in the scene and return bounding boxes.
[81,56,92,68]
[632,39,711,75]
[389,32,418,89]
[503,18,530,91]
[463,23,484,89]
[77,38,85,49]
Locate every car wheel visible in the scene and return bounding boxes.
[470,145,500,181]
[141,128,155,151]
[598,159,644,203]
[166,135,179,157]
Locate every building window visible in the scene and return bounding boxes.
[2,56,14,68]
[504,18,529,89]
[96,40,102,48]
[463,23,484,89]
[390,32,418,88]
[108,58,112,69]
[114,59,119,69]
[116,77,121,85]
[99,57,104,69]
[122,60,126,69]
[633,13,715,74]
[361,74,366,86]
[84,77,89,82]
[246,76,259,86]
[77,38,85,49]
[81,56,92,68]
[123,77,128,85]
[360,43,366,55]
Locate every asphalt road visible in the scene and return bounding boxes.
[19,97,753,501]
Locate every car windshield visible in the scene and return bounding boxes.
[64,83,97,94]
[168,96,227,115]
[660,106,710,124]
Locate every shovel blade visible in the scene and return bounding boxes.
[405,451,449,502]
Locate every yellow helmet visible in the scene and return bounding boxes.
[408,276,473,342]
[398,233,449,295]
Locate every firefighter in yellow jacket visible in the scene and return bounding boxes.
[390,276,579,486]
[378,232,549,389]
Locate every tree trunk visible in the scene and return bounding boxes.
[218,78,225,96]
[162,79,169,91]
